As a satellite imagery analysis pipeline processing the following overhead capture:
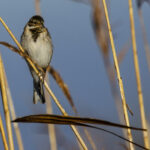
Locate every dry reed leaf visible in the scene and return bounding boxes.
[47,66,77,113]
[13,114,146,131]
[13,114,149,150]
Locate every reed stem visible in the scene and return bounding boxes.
[102,0,134,149]
[128,0,150,148]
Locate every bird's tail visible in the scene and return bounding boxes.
[33,80,45,104]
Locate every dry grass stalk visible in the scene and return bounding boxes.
[0,54,14,150]
[138,9,150,73]
[0,17,88,150]
[45,73,58,150]
[35,0,41,15]
[3,69,24,150]
[0,113,9,150]
[128,0,150,148]
[101,0,135,149]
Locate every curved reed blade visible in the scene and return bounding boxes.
[13,114,146,131]
[13,114,149,150]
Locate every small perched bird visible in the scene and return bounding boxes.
[21,15,53,104]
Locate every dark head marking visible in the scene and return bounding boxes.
[28,15,44,26]
[27,16,46,42]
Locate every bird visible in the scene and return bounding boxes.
[21,15,53,104]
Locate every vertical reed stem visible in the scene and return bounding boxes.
[0,54,14,150]
[0,114,9,150]
[3,69,24,150]
[128,0,150,148]
[102,0,135,149]
[45,74,57,150]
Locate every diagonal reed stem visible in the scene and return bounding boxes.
[0,17,88,150]
[0,54,14,150]
[101,0,135,149]
[128,0,150,148]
